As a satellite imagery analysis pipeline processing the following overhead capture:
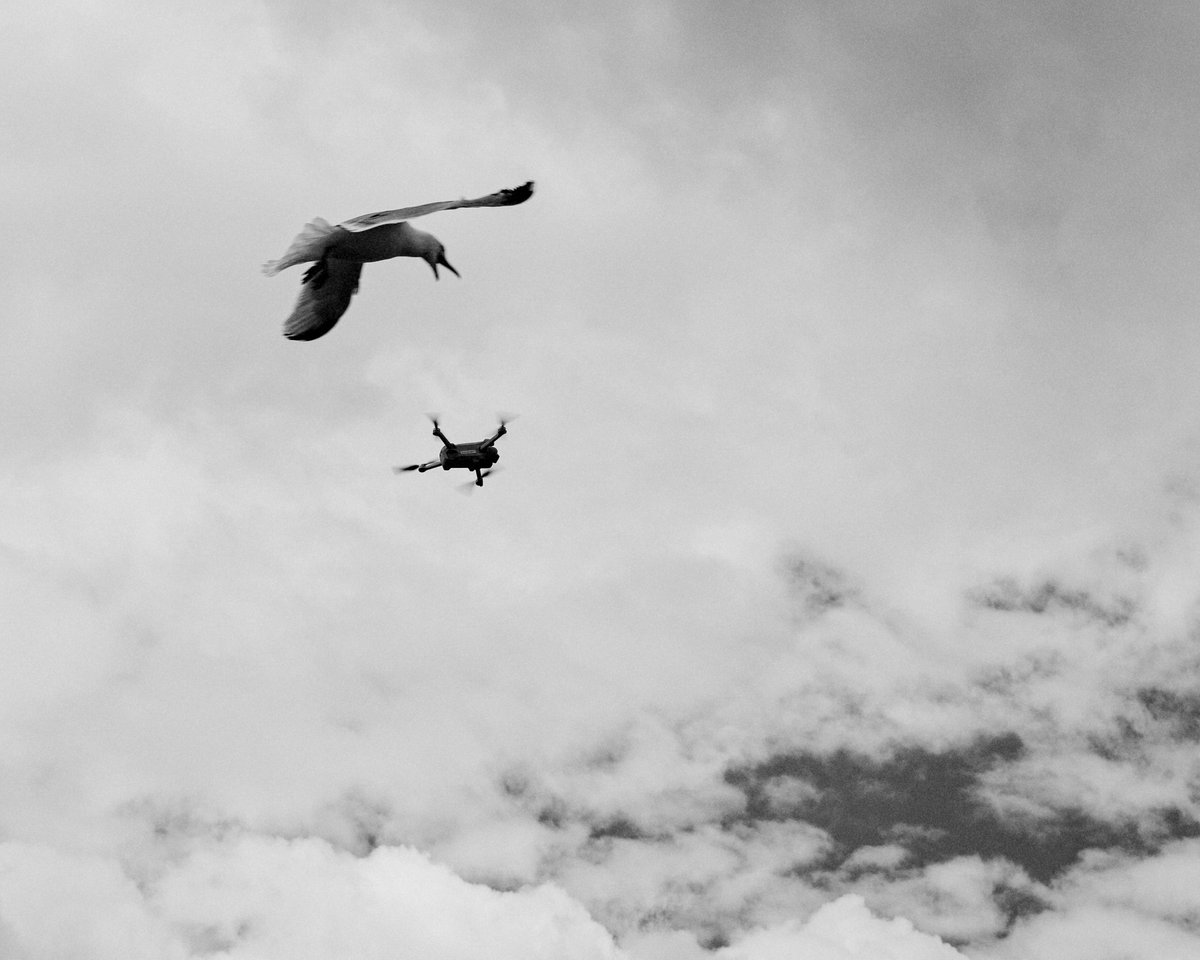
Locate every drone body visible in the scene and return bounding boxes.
[394,418,509,487]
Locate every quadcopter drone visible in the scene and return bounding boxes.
[393,417,510,487]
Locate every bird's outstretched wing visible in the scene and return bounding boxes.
[339,181,534,233]
[283,258,364,341]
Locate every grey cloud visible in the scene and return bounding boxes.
[969,578,1137,628]
[782,554,863,618]
[421,535,1200,951]
[721,734,1134,888]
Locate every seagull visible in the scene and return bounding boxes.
[263,181,534,340]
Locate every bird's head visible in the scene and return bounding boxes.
[431,245,459,280]
[417,232,459,280]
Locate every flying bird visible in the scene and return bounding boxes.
[263,181,534,340]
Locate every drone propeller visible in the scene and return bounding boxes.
[393,464,422,474]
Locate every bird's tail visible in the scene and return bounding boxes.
[262,218,337,276]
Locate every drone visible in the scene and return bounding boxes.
[393,417,510,487]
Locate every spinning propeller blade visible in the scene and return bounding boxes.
[393,464,421,473]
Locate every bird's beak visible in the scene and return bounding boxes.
[431,253,460,280]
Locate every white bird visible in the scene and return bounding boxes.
[263,181,534,340]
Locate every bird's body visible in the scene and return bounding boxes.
[326,221,436,263]
[263,181,533,340]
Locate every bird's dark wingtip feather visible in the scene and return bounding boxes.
[283,320,337,341]
[504,181,534,205]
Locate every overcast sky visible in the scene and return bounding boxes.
[4,1,1200,958]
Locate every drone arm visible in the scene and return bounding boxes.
[393,457,441,474]
[482,423,508,448]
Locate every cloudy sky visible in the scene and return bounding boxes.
[4,1,1200,957]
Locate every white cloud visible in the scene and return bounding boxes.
[0,838,621,960]
[152,837,620,960]
[719,895,968,960]
[1055,841,1200,929]
[552,821,831,940]
[846,856,1042,945]
[991,904,1200,960]
[0,837,981,960]
[0,842,180,960]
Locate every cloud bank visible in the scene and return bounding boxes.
[4,0,1200,958]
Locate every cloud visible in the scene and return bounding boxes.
[383,527,1200,952]
[5,0,1200,958]
[718,895,968,960]
[992,904,1200,960]
[1059,841,1200,927]
[6,404,1200,954]
[0,842,179,960]
[0,837,621,960]
[153,837,621,960]
[0,835,980,960]
[842,856,1043,946]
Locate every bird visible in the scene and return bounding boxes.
[263,181,534,340]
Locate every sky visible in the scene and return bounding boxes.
[3,0,1200,957]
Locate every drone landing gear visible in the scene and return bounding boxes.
[474,469,485,487]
